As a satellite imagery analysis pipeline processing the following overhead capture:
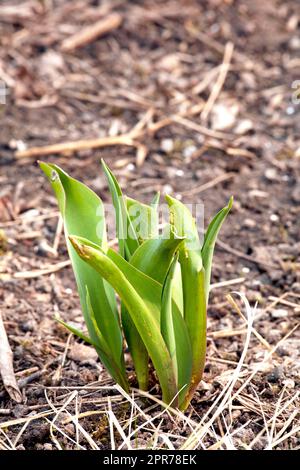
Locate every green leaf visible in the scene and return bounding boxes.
[179,252,206,409]
[56,317,96,346]
[151,192,160,210]
[101,159,139,259]
[161,254,193,407]
[86,288,129,391]
[69,235,178,406]
[72,235,192,408]
[161,255,178,371]
[126,196,159,242]
[166,195,206,409]
[121,304,149,391]
[202,196,233,303]
[56,310,129,392]
[129,227,184,284]
[172,287,193,408]
[101,161,148,388]
[165,194,201,252]
[39,162,127,388]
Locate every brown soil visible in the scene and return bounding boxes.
[0,0,299,450]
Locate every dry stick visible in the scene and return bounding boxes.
[201,41,234,122]
[2,239,117,281]
[14,104,246,166]
[15,134,138,159]
[171,115,232,140]
[180,172,235,196]
[268,296,300,312]
[11,260,71,280]
[216,239,279,270]
[61,13,123,52]
[210,277,245,290]
[0,313,22,403]
[191,65,221,95]
[0,370,45,400]
[52,215,64,256]
[14,103,204,160]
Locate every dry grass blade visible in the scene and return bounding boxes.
[61,13,123,52]
[0,313,22,403]
[201,42,234,122]
[181,292,256,450]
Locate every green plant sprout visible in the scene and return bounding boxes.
[40,160,232,411]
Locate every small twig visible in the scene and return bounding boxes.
[61,13,123,52]
[15,134,138,159]
[0,370,45,401]
[201,41,234,122]
[210,277,245,290]
[268,296,300,312]
[17,370,45,390]
[0,313,22,403]
[52,334,72,384]
[181,172,235,196]
[9,260,71,280]
[216,239,279,269]
[172,115,233,140]
[52,215,64,256]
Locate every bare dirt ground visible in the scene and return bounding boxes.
[0,0,299,450]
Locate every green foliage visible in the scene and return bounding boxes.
[41,161,232,410]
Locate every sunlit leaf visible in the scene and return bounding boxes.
[202,196,233,303]
[40,162,126,387]
[70,235,178,406]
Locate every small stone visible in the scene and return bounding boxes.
[292,282,300,293]
[162,184,173,195]
[9,139,27,151]
[289,36,300,50]
[64,423,75,436]
[43,443,53,450]
[269,270,282,282]
[242,267,250,274]
[157,53,180,71]
[266,367,283,383]
[211,102,239,130]
[243,218,256,228]
[270,214,279,222]
[126,163,135,172]
[271,309,288,319]
[291,187,300,203]
[282,379,295,389]
[91,176,106,191]
[166,167,183,178]
[160,139,174,153]
[267,329,281,344]
[264,168,278,181]
[234,119,253,135]
[286,106,295,115]
[287,14,299,32]
[68,343,98,363]
[183,145,197,159]
[20,319,36,332]
[13,405,29,418]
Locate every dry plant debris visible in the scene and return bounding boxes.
[0,0,299,451]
